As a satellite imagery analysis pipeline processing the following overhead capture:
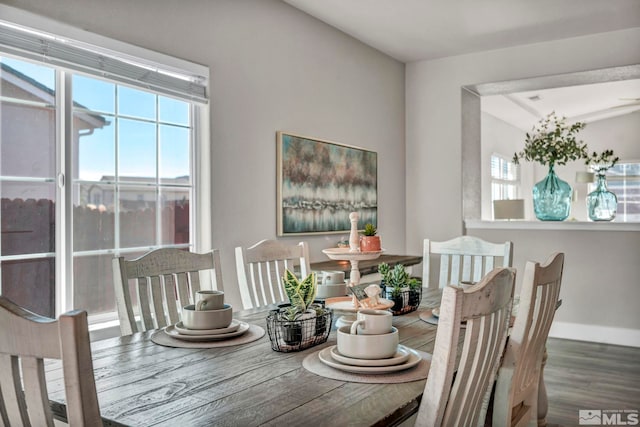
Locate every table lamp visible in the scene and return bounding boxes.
[493,199,525,220]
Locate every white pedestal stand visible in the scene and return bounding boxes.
[322,212,383,327]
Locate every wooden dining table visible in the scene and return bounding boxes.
[46,290,444,427]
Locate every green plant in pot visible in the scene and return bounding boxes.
[513,112,588,221]
[378,262,421,313]
[360,223,381,252]
[276,270,332,345]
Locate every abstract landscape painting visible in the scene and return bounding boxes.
[277,131,377,235]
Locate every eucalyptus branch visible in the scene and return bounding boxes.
[585,149,619,175]
[513,112,588,167]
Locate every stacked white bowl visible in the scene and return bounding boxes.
[182,290,232,330]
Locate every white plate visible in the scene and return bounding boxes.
[174,319,241,335]
[318,346,421,374]
[322,247,384,261]
[325,296,394,313]
[330,345,411,367]
[165,322,249,341]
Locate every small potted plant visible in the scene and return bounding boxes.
[378,262,422,315]
[360,223,381,252]
[266,270,332,352]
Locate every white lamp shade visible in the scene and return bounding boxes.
[575,171,595,183]
[493,199,525,220]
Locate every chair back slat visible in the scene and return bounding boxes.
[0,354,30,425]
[493,252,564,427]
[113,248,223,335]
[149,276,167,328]
[175,272,191,310]
[235,239,311,310]
[21,356,54,427]
[416,267,515,427]
[423,236,513,288]
[189,270,201,294]
[0,297,101,426]
[163,274,180,324]
[137,277,155,330]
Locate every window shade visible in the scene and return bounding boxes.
[0,21,208,103]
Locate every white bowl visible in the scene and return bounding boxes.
[316,283,347,299]
[337,325,399,359]
[182,304,232,330]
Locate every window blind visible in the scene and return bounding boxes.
[0,20,208,103]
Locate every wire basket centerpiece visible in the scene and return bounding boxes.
[378,262,422,315]
[266,270,333,352]
[266,304,332,352]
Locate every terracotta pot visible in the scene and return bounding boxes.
[360,236,381,252]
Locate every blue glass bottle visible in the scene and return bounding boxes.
[532,165,572,221]
[587,174,617,221]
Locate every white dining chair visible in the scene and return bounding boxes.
[113,248,223,335]
[422,235,513,288]
[492,252,565,427]
[0,296,101,426]
[235,239,310,310]
[415,267,515,426]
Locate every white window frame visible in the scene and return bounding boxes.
[597,160,640,223]
[0,5,211,322]
[490,153,520,202]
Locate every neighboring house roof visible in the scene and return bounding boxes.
[1,61,109,129]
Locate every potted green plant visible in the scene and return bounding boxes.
[360,223,381,252]
[266,270,332,351]
[513,112,588,221]
[378,262,422,315]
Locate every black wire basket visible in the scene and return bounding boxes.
[266,307,333,352]
[380,284,422,315]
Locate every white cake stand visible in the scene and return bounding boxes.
[322,212,386,327]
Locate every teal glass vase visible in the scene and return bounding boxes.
[587,174,617,221]
[532,165,572,221]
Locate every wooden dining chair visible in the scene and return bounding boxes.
[422,235,513,288]
[113,248,223,335]
[492,252,564,427]
[415,267,515,426]
[0,296,101,426]
[235,239,310,309]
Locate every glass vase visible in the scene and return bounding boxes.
[587,174,617,221]
[532,165,572,221]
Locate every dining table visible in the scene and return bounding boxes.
[45,289,443,427]
[45,287,555,427]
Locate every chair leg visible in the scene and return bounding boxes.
[537,348,549,427]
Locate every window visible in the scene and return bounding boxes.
[0,17,208,322]
[603,162,640,222]
[490,154,520,202]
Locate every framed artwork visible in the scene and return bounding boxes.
[277,131,377,235]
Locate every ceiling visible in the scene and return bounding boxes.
[283,0,640,128]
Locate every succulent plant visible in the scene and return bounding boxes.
[363,223,377,236]
[379,263,421,296]
[281,269,316,312]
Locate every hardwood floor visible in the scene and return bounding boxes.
[544,338,640,427]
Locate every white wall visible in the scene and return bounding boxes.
[2,0,406,310]
[407,28,640,346]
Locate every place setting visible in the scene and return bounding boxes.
[303,309,431,383]
[152,290,265,349]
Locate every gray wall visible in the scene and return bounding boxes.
[407,28,640,346]
[1,0,406,310]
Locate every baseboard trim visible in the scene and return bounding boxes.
[549,321,640,348]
